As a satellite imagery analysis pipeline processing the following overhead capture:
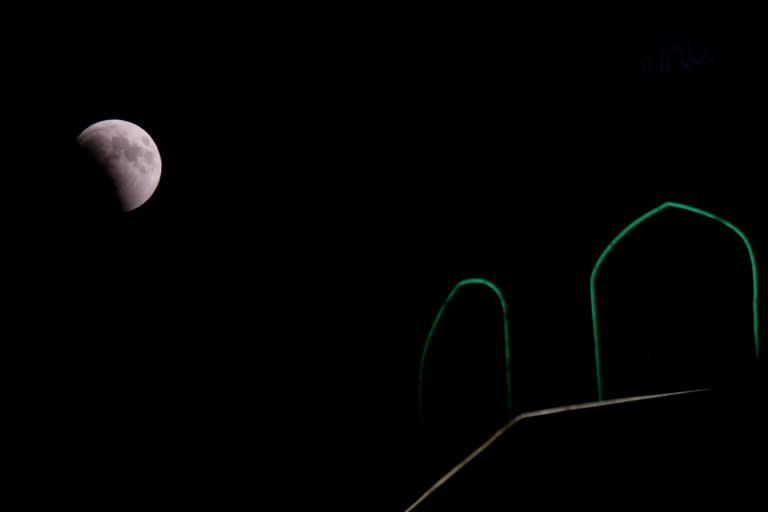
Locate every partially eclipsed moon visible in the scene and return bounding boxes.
[77,119,162,212]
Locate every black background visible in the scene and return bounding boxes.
[5,3,768,509]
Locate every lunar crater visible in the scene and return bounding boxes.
[110,135,145,164]
[124,143,142,163]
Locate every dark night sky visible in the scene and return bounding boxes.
[5,3,768,508]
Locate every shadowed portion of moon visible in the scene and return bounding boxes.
[72,140,124,215]
[77,119,162,212]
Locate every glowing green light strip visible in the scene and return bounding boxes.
[418,278,512,425]
[590,201,759,401]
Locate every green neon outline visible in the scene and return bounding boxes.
[418,278,511,425]
[590,201,759,401]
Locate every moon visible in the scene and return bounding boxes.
[76,119,162,212]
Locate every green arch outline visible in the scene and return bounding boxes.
[590,201,759,401]
[418,278,511,424]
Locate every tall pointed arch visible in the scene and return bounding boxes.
[590,202,759,401]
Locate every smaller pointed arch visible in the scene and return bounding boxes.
[418,278,511,424]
